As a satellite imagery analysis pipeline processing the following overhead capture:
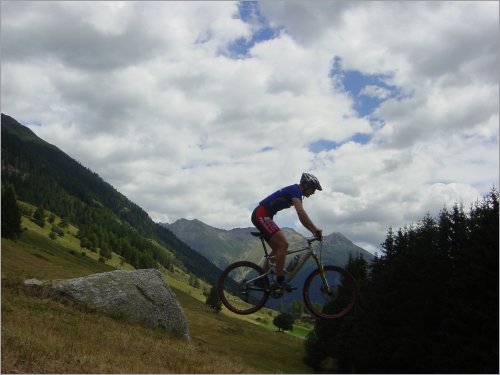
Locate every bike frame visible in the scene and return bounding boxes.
[218,233,358,319]
[253,234,332,293]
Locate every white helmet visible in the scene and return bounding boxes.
[300,173,322,191]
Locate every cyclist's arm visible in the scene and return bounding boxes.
[292,198,322,238]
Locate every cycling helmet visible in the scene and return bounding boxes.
[300,172,322,191]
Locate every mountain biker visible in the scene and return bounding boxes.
[251,172,323,293]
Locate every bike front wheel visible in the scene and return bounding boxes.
[218,261,270,315]
[303,265,357,320]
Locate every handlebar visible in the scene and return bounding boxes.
[307,236,323,245]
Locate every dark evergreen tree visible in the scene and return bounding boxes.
[58,217,69,228]
[436,190,499,373]
[33,206,45,228]
[99,242,112,260]
[205,286,222,313]
[1,184,22,239]
[48,213,56,224]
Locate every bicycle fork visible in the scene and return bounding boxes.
[312,254,333,295]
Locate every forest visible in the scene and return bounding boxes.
[304,189,498,373]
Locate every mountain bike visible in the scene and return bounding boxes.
[217,232,358,320]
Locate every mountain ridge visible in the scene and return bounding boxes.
[163,218,373,270]
[1,113,222,286]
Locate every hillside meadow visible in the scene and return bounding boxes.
[1,213,313,373]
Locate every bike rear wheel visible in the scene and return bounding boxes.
[303,265,357,320]
[218,261,270,315]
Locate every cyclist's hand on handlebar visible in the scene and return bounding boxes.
[314,229,323,241]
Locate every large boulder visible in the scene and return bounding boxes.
[25,269,189,339]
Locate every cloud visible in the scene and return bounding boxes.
[360,86,392,100]
[1,1,498,254]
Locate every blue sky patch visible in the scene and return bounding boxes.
[308,133,373,154]
[308,139,340,153]
[224,2,282,58]
[330,57,403,117]
[350,133,372,144]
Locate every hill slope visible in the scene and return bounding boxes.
[1,213,311,373]
[1,113,221,285]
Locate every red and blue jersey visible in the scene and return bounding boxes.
[259,184,302,218]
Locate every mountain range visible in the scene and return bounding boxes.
[163,218,373,271]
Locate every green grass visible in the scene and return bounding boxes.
[254,317,312,340]
[1,213,313,373]
[2,220,114,281]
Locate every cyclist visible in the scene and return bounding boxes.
[251,172,323,292]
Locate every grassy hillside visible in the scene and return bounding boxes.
[1,212,312,373]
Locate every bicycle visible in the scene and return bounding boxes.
[217,231,358,320]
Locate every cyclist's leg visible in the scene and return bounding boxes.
[251,205,286,273]
[268,231,289,278]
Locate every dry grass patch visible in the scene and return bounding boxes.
[1,282,256,374]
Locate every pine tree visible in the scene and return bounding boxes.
[1,184,22,239]
[205,286,222,313]
[99,242,112,260]
[33,206,45,228]
[437,190,499,373]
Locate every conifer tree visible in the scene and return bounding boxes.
[205,286,222,313]
[33,206,45,228]
[436,190,499,373]
[1,184,22,239]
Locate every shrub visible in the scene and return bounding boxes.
[273,313,294,332]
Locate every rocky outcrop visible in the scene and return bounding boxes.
[25,269,189,339]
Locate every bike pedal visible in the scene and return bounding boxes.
[270,290,284,299]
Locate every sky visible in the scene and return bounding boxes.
[1,1,498,254]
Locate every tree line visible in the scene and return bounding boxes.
[1,181,176,270]
[304,189,499,373]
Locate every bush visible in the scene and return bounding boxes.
[273,313,294,332]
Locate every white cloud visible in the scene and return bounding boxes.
[1,1,498,254]
[360,86,391,100]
